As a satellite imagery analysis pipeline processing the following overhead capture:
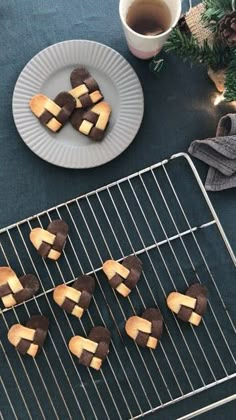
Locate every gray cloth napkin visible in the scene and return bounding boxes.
[188,113,236,191]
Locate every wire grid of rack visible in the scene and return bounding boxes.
[0,153,235,420]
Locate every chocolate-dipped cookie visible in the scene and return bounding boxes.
[0,267,39,308]
[69,67,103,109]
[8,315,49,357]
[125,308,163,349]
[166,283,208,326]
[30,92,76,132]
[103,256,142,297]
[69,326,110,370]
[70,101,111,141]
[53,275,95,318]
[30,219,69,261]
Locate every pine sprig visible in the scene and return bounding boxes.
[164,28,233,70]
[224,53,236,101]
[201,0,233,32]
[164,29,202,63]
[155,1,236,101]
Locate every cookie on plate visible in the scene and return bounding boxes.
[69,67,103,109]
[70,101,111,141]
[30,92,76,132]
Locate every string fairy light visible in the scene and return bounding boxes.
[213,93,225,106]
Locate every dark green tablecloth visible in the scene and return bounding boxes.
[0,0,235,418]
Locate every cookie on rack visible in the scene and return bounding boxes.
[0,267,39,308]
[8,315,49,357]
[53,275,95,318]
[70,101,112,141]
[29,219,69,261]
[125,308,163,349]
[69,326,110,370]
[30,92,76,132]
[166,283,208,326]
[69,67,103,109]
[102,255,142,297]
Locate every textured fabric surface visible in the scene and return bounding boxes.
[189,113,236,191]
[0,0,235,418]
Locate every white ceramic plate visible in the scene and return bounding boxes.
[12,40,144,168]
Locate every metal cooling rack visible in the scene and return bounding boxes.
[0,153,235,420]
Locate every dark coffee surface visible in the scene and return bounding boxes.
[126,0,171,36]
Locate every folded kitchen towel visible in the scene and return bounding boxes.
[188,113,236,191]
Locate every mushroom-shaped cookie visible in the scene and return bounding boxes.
[8,315,49,357]
[69,326,110,370]
[103,256,142,297]
[125,308,163,349]
[166,283,208,326]
[53,275,95,319]
[30,219,69,260]
[0,267,39,308]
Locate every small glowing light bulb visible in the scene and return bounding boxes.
[214,93,225,106]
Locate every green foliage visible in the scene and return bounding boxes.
[201,0,233,31]
[164,29,202,63]
[164,28,232,70]
[224,53,236,101]
[157,1,236,101]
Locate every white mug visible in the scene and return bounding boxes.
[119,0,182,59]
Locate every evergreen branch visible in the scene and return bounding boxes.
[208,40,234,69]
[201,0,233,32]
[164,29,203,64]
[164,28,233,70]
[224,53,236,101]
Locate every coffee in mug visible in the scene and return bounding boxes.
[119,0,182,59]
[126,0,172,37]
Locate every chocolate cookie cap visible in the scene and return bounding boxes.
[70,68,99,92]
[178,284,208,322]
[80,326,110,366]
[142,308,163,339]
[14,275,40,304]
[26,315,49,348]
[123,256,143,290]
[70,109,84,131]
